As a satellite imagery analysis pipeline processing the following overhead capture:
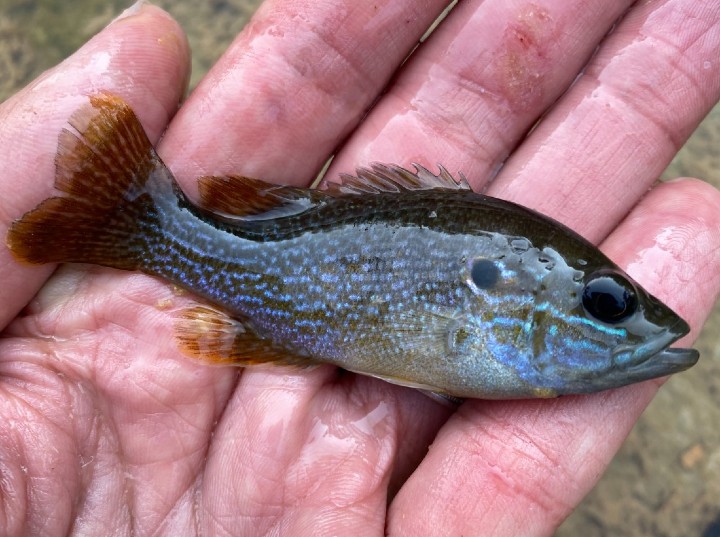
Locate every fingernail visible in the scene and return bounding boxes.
[109,0,151,25]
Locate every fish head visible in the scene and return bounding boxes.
[525,265,698,395]
[456,242,697,398]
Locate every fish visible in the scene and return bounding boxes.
[5,93,699,399]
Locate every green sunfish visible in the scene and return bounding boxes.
[5,93,699,399]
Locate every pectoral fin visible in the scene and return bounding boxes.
[386,308,471,357]
[419,390,465,407]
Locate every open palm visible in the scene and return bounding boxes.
[2,1,720,535]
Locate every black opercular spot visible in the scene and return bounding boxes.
[582,271,638,324]
[470,258,499,289]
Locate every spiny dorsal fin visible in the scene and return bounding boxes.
[324,162,471,195]
[197,175,330,219]
[174,305,317,367]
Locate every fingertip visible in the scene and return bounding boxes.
[90,2,192,135]
[616,177,720,253]
[603,177,720,337]
[4,2,190,139]
[651,177,720,218]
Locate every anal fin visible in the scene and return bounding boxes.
[174,305,314,367]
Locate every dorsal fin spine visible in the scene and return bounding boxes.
[326,162,471,195]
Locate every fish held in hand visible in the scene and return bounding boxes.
[6,93,698,399]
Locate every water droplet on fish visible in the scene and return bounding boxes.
[510,238,530,254]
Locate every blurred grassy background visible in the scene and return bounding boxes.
[1,1,719,535]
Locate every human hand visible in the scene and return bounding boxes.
[1,1,719,535]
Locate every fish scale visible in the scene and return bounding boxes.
[146,198,487,359]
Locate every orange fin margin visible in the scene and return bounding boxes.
[174,305,316,367]
[6,92,169,268]
[195,162,469,219]
[54,92,157,202]
[197,175,330,218]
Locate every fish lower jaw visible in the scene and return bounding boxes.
[610,344,699,381]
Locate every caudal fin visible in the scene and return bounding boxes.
[6,93,172,270]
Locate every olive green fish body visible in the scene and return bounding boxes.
[6,94,698,399]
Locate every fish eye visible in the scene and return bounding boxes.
[468,258,499,290]
[582,271,638,324]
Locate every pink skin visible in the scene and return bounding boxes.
[1,1,720,535]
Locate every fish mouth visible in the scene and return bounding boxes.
[612,317,698,379]
[624,347,699,380]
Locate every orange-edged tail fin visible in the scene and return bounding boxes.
[6,93,172,270]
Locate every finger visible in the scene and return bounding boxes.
[0,3,190,329]
[328,0,636,186]
[198,369,409,534]
[330,0,720,242]
[159,0,454,190]
[490,0,720,242]
[387,178,720,536]
[325,0,720,497]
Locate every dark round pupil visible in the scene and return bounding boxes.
[582,273,638,323]
[470,258,499,289]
